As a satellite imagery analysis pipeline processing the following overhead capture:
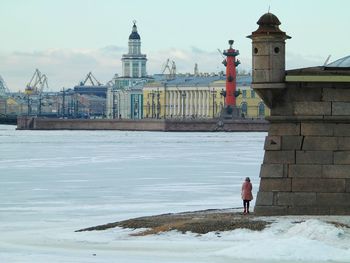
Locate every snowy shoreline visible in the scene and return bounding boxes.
[75,208,270,235]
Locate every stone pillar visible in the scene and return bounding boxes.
[198,91,202,117]
[169,91,173,117]
[194,90,198,117]
[177,91,181,116]
[249,12,350,215]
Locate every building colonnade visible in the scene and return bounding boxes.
[143,86,225,119]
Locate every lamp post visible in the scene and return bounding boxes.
[38,93,42,116]
[147,101,150,118]
[151,92,155,118]
[27,94,31,116]
[112,90,116,119]
[156,88,161,119]
[61,88,66,118]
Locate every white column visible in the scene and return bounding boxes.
[196,90,200,117]
[169,91,172,117]
[185,91,189,118]
[182,91,185,117]
[202,90,206,118]
[165,91,168,117]
[200,91,205,117]
[189,91,191,117]
[190,91,194,117]
[206,90,210,117]
[193,90,196,117]
[192,90,196,117]
[198,91,202,117]
[177,91,180,116]
[177,91,182,116]
[138,61,142,78]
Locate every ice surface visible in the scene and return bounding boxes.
[1,125,350,263]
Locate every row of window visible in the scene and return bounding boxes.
[124,62,147,77]
[241,89,255,98]
[240,101,265,117]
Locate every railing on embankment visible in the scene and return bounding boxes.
[17,116,269,132]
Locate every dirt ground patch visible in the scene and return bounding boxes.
[76,209,271,236]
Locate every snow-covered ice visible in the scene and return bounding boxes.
[0,124,350,263]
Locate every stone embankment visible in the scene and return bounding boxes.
[17,117,269,132]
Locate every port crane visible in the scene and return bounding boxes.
[0,75,10,97]
[80,72,102,86]
[161,59,176,79]
[25,69,49,95]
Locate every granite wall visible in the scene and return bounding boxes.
[255,82,350,215]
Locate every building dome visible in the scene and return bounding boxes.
[249,12,290,37]
[257,12,281,26]
[129,23,140,40]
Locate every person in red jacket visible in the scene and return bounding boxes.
[241,177,253,214]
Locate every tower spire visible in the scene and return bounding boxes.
[122,21,147,78]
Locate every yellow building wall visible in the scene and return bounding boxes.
[143,85,165,118]
[143,81,270,119]
[236,88,270,118]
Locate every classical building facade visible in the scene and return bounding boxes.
[142,74,268,119]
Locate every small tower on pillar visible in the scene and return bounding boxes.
[247,12,350,216]
[247,13,291,107]
[222,40,240,117]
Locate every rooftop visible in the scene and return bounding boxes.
[248,12,291,38]
[286,55,350,82]
[146,75,252,87]
[129,23,140,40]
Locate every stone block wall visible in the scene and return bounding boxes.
[255,82,350,215]
[16,117,269,132]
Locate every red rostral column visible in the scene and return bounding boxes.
[223,40,240,107]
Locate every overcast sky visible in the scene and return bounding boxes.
[0,0,349,91]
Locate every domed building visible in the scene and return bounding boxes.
[121,21,147,78]
[107,21,150,120]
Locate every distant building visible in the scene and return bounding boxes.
[106,21,149,119]
[106,22,269,120]
[122,21,147,78]
[235,75,270,118]
[143,74,269,119]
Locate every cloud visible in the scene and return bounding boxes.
[147,47,251,75]
[0,47,123,91]
[1,46,322,92]
[190,46,207,54]
[99,45,127,55]
[286,52,325,70]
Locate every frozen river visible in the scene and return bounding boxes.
[1,125,350,263]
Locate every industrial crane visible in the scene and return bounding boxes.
[161,59,176,79]
[80,72,102,86]
[25,69,49,95]
[0,75,10,97]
